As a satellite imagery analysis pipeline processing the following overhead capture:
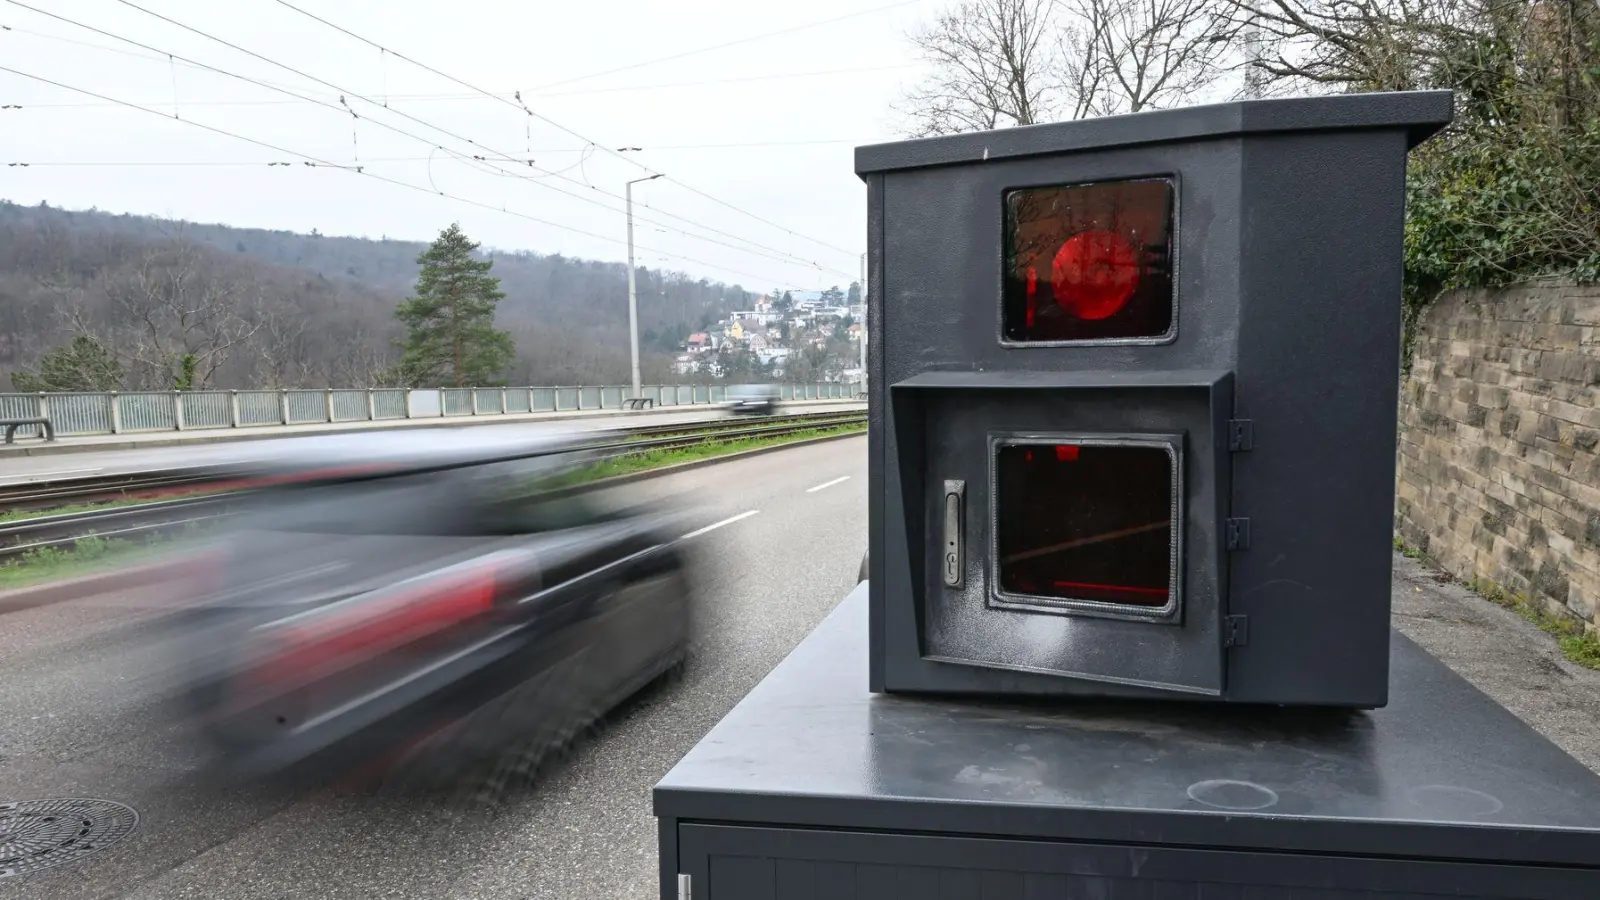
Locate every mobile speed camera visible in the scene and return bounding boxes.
[859,90,1453,708]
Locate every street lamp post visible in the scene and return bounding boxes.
[859,252,868,393]
[626,173,664,398]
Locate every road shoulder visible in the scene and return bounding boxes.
[1392,552,1600,773]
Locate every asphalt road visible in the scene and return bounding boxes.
[0,401,863,482]
[0,434,868,899]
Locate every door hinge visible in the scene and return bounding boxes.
[677,873,691,900]
[1228,419,1254,452]
[1226,517,1251,550]
[1225,615,1249,647]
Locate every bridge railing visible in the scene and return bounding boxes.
[0,382,864,439]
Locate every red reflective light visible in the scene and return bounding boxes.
[1025,265,1038,327]
[995,442,1175,609]
[257,567,499,686]
[1052,230,1139,321]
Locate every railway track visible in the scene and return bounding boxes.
[0,411,865,562]
[0,410,861,509]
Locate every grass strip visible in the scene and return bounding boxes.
[621,415,863,444]
[1394,536,1600,670]
[556,422,866,487]
[0,534,174,591]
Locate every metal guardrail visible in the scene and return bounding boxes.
[0,382,865,440]
[0,411,868,560]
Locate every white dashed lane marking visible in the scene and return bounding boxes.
[679,510,760,541]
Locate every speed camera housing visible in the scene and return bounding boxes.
[859,91,1452,708]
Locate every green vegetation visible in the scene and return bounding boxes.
[0,536,158,591]
[1469,574,1600,672]
[1392,534,1425,560]
[10,335,123,393]
[1396,535,1600,671]
[621,415,864,445]
[391,223,516,388]
[552,422,866,488]
[1394,5,1600,368]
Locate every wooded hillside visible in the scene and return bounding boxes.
[0,200,752,391]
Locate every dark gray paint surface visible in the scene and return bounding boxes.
[656,585,1600,881]
[899,372,1231,696]
[680,825,1597,899]
[855,89,1453,173]
[862,91,1453,705]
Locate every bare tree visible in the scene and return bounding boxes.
[1215,0,1482,93]
[900,0,1062,135]
[900,0,1234,136]
[250,296,317,389]
[330,323,399,388]
[1058,0,1234,116]
[83,236,263,390]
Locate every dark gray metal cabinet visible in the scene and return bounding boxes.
[676,825,1594,899]
[655,585,1600,900]
[858,92,1455,707]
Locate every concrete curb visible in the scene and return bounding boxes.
[0,427,867,611]
[0,399,863,458]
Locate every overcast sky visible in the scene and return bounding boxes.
[2,0,942,292]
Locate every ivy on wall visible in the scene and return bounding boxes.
[1396,8,1600,370]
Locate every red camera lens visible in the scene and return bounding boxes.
[1052,230,1140,321]
[1003,178,1174,343]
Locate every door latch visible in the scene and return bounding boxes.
[943,479,964,588]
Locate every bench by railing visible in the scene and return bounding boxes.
[1,416,54,444]
[0,382,863,440]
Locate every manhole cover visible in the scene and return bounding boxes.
[0,798,139,879]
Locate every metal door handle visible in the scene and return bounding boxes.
[943,479,964,588]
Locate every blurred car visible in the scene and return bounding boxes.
[726,384,780,416]
[167,428,695,785]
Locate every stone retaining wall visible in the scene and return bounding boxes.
[1395,283,1600,631]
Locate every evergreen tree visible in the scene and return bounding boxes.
[394,223,515,387]
[11,335,124,392]
[848,281,861,305]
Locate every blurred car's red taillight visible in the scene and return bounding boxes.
[253,561,502,689]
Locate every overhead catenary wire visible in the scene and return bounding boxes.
[0,19,341,100]
[2,66,917,107]
[0,63,817,291]
[265,0,862,260]
[0,140,864,164]
[8,0,849,277]
[526,0,928,91]
[98,0,846,275]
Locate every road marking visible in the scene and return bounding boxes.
[679,510,760,540]
[806,475,851,493]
